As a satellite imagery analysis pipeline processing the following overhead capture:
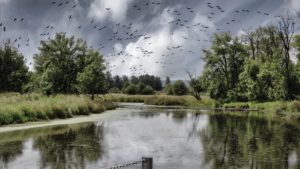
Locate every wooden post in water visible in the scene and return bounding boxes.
[142,157,153,169]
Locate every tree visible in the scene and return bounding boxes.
[105,71,114,90]
[113,75,123,90]
[139,74,162,91]
[199,24,300,101]
[172,80,188,96]
[34,33,107,95]
[77,52,106,100]
[277,16,295,99]
[121,75,130,90]
[201,33,248,100]
[187,72,204,100]
[130,76,140,84]
[164,84,173,95]
[165,76,171,85]
[136,82,146,93]
[293,35,300,64]
[0,42,28,92]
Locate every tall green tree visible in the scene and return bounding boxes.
[77,51,106,100]
[187,72,204,100]
[0,42,28,92]
[277,16,296,100]
[165,76,171,85]
[34,33,107,95]
[201,33,248,100]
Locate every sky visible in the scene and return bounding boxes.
[0,0,299,80]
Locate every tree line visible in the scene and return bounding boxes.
[105,73,163,95]
[196,17,300,102]
[0,33,168,98]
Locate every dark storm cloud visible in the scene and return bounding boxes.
[0,0,299,79]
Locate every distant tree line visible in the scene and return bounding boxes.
[105,73,162,95]
[195,17,300,102]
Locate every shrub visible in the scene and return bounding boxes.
[172,80,188,96]
[289,101,300,113]
[141,85,155,95]
[124,84,139,95]
[109,87,121,93]
[164,84,173,95]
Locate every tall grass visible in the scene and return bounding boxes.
[104,94,215,107]
[0,93,115,125]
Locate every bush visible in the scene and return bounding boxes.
[141,85,155,95]
[289,101,300,113]
[275,102,288,115]
[164,84,173,95]
[173,80,188,96]
[123,84,139,95]
[109,87,121,93]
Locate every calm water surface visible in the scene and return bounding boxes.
[0,108,300,169]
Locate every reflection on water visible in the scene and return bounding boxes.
[33,123,104,169]
[0,109,300,169]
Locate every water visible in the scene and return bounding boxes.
[0,108,300,169]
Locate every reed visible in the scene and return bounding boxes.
[0,93,115,125]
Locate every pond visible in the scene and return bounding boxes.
[0,107,300,169]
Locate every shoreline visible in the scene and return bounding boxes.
[0,109,136,133]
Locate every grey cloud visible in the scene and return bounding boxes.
[0,0,299,79]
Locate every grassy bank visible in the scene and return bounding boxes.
[0,93,115,125]
[104,94,300,116]
[104,94,215,107]
[222,101,300,116]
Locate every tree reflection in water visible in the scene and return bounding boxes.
[1,111,300,169]
[200,114,300,169]
[33,123,105,169]
[0,141,23,169]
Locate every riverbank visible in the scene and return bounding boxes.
[222,101,300,118]
[104,94,300,117]
[103,94,215,107]
[0,93,115,125]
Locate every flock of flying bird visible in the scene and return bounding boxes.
[0,0,299,77]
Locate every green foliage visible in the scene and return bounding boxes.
[172,80,188,96]
[201,33,247,100]
[109,74,162,94]
[109,87,121,93]
[200,24,300,102]
[164,84,173,95]
[188,75,205,100]
[77,52,107,99]
[123,84,139,95]
[33,33,107,95]
[141,85,154,95]
[0,42,29,92]
[165,76,171,85]
[293,35,300,61]
[288,101,300,113]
